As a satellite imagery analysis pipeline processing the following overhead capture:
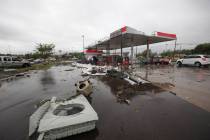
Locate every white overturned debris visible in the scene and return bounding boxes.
[124,77,137,85]
[81,66,107,76]
[74,62,118,76]
[29,95,98,140]
[127,74,150,85]
[75,62,149,85]
[29,101,50,136]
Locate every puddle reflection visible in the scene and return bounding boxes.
[40,70,56,86]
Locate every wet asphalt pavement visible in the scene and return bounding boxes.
[135,65,210,112]
[0,65,210,140]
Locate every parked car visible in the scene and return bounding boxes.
[137,56,150,65]
[152,57,170,65]
[159,57,171,65]
[33,58,44,64]
[176,55,210,67]
[0,56,31,68]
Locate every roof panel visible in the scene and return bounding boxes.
[87,26,176,50]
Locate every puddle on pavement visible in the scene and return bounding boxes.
[98,76,164,104]
[134,65,210,113]
[40,71,56,86]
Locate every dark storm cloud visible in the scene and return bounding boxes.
[0,0,209,54]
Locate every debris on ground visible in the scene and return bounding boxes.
[82,66,107,76]
[29,95,98,140]
[3,69,17,72]
[74,63,165,105]
[124,77,136,85]
[71,62,77,67]
[64,68,74,71]
[107,69,127,79]
[75,79,93,96]
[15,73,25,77]
[125,99,131,105]
[169,91,177,96]
[99,76,164,104]
[81,73,89,76]
[153,82,175,90]
[129,73,150,84]
[29,101,50,137]
[0,72,30,82]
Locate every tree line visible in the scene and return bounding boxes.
[136,43,210,58]
[24,43,84,59]
[161,43,210,57]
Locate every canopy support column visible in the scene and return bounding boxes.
[131,46,133,65]
[121,35,123,57]
[106,44,110,56]
[106,48,110,56]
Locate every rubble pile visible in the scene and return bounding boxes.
[99,76,164,104]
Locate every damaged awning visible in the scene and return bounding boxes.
[87,26,177,50]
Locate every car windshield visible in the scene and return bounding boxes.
[12,57,21,61]
[204,55,210,58]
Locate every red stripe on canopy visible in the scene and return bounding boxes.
[156,32,176,39]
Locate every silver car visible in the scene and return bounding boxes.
[0,56,31,68]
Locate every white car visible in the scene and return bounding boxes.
[0,56,31,68]
[176,55,210,67]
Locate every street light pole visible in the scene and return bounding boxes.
[8,45,11,55]
[82,35,84,53]
[173,39,177,60]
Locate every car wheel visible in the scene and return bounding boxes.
[195,62,201,67]
[177,61,182,67]
[22,63,29,68]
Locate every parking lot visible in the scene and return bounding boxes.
[0,64,210,140]
[135,65,210,112]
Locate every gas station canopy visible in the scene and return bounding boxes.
[87,26,177,50]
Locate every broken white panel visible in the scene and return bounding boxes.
[29,101,50,136]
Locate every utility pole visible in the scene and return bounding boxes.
[146,39,150,63]
[179,45,182,58]
[120,34,123,57]
[131,46,133,66]
[82,35,85,53]
[173,39,177,60]
[136,46,138,57]
[8,45,11,55]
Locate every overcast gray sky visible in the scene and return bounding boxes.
[0,0,210,54]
